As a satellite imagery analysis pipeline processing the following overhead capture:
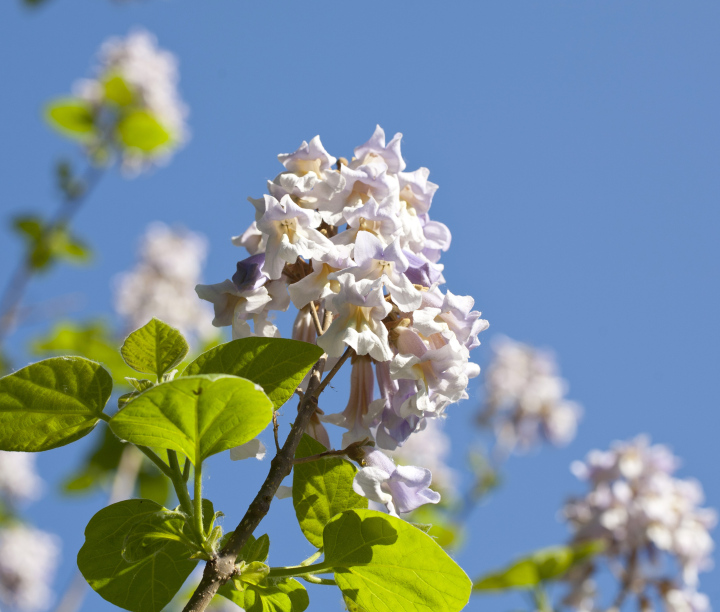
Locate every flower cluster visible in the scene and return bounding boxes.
[198,126,487,514]
[114,222,216,343]
[562,436,715,611]
[478,336,581,454]
[0,526,60,611]
[70,29,188,171]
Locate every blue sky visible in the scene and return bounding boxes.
[0,1,719,610]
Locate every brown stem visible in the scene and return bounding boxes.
[315,347,353,397]
[182,347,352,612]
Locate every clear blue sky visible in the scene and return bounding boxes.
[0,1,719,610]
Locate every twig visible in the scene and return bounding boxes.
[315,347,353,397]
[272,412,281,454]
[292,438,373,465]
[181,347,356,612]
[308,301,323,336]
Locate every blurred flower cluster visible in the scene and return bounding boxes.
[114,222,216,344]
[48,29,187,173]
[478,336,581,454]
[562,436,715,611]
[0,452,59,612]
[198,126,488,516]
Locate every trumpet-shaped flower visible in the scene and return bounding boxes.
[322,356,381,447]
[338,232,422,312]
[318,274,392,362]
[352,449,440,517]
[256,194,332,279]
[354,125,406,174]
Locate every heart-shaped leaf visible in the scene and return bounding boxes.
[109,374,272,465]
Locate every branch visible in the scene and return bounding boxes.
[315,347,353,397]
[181,354,329,612]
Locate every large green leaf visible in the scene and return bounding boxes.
[0,357,112,452]
[218,578,308,612]
[473,541,605,591]
[78,499,197,612]
[120,319,189,380]
[45,99,95,140]
[109,374,272,465]
[183,338,323,410]
[323,509,471,612]
[293,435,367,548]
[117,110,171,152]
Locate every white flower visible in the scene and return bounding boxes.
[337,232,422,312]
[256,195,332,280]
[318,274,392,362]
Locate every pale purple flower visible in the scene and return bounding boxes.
[256,194,332,279]
[354,125,406,174]
[353,449,440,517]
[232,221,266,254]
[391,328,471,417]
[332,196,402,247]
[337,232,422,312]
[403,251,445,288]
[318,274,392,362]
[278,135,336,176]
[398,167,438,216]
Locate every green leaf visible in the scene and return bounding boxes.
[121,319,189,380]
[31,320,135,386]
[323,509,472,612]
[109,374,272,465]
[103,75,135,106]
[78,499,197,612]
[45,99,95,140]
[183,338,323,410]
[292,435,367,548]
[0,357,112,452]
[472,541,605,591]
[117,110,171,152]
[219,578,309,612]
